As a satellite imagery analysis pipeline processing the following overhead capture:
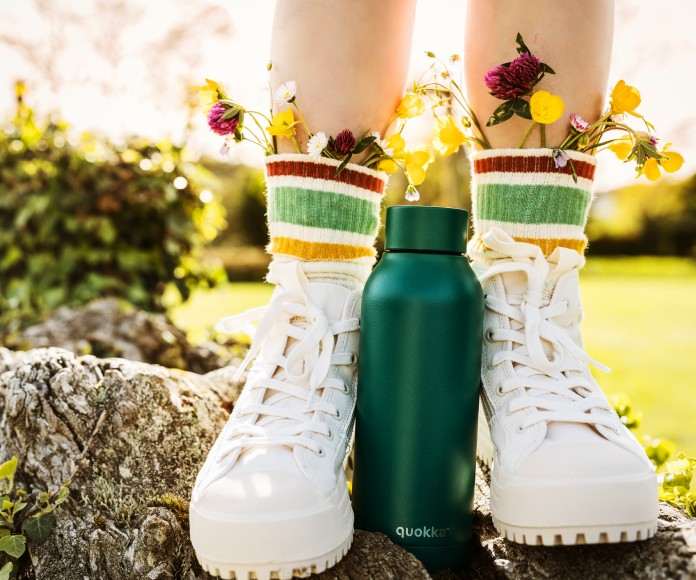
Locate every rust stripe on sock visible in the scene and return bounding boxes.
[266,159,386,194]
[473,155,596,180]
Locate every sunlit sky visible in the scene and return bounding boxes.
[2,0,695,193]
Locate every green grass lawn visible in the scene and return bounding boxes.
[172,257,696,457]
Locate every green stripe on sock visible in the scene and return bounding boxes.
[476,183,591,226]
[268,186,379,236]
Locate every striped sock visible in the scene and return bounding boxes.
[470,148,597,257]
[265,153,388,288]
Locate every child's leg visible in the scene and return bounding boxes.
[271,0,416,153]
[465,0,614,148]
[466,0,658,546]
[265,0,416,289]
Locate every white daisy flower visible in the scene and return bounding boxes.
[370,130,394,156]
[274,81,297,105]
[307,132,329,160]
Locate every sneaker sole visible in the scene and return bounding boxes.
[195,532,353,580]
[491,518,657,546]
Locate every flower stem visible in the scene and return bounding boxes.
[292,102,311,136]
[248,113,274,152]
[517,122,537,148]
[540,125,546,148]
[245,109,273,125]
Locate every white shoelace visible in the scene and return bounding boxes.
[214,262,359,462]
[480,228,617,432]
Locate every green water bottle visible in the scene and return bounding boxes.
[352,205,483,571]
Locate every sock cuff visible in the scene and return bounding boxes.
[265,154,387,262]
[471,148,596,256]
[266,153,388,194]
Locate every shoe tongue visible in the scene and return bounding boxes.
[303,281,351,321]
[251,281,350,447]
[498,264,574,407]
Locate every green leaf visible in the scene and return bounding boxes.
[568,158,578,183]
[0,562,12,580]
[55,486,70,505]
[21,512,55,545]
[0,529,9,538]
[540,63,556,74]
[334,154,353,177]
[12,502,27,515]
[219,106,240,121]
[487,101,515,126]
[352,136,376,155]
[516,32,531,55]
[0,459,17,482]
[0,534,25,558]
[510,98,532,120]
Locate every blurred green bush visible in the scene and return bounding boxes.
[0,103,226,334]
[588,175,696,256]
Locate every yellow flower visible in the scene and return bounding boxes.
[397,93,425,119]
[659,144,684,173]
[529,91,564,124]
[385,133,406,156]
[643,144,684,181]
[643,158,661,181]
[610,80,641,116]
[266,109,297,138]
[432,115,466,156]
[402,147,432,186]
[376,134,406,173]
[199,78,227,107]
[609,137,633,161]
[15,80,26,101]
[377,158,399,173]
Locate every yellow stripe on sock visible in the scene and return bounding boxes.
[470,233,587,256]
[269,237,375,261]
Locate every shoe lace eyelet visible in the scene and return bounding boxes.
[342,383,350,394]
[334,409,341,420]
[316,447,325,457]
[484,328,495,343]
[326,428,334,440]
[496,384,505,396]
[349,353,358,366]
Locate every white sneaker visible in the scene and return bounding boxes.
[189,261,361,579]
[473,228,658,546]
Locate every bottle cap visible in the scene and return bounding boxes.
[385,205,468,253]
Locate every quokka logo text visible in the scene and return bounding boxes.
[396,526,450,539]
